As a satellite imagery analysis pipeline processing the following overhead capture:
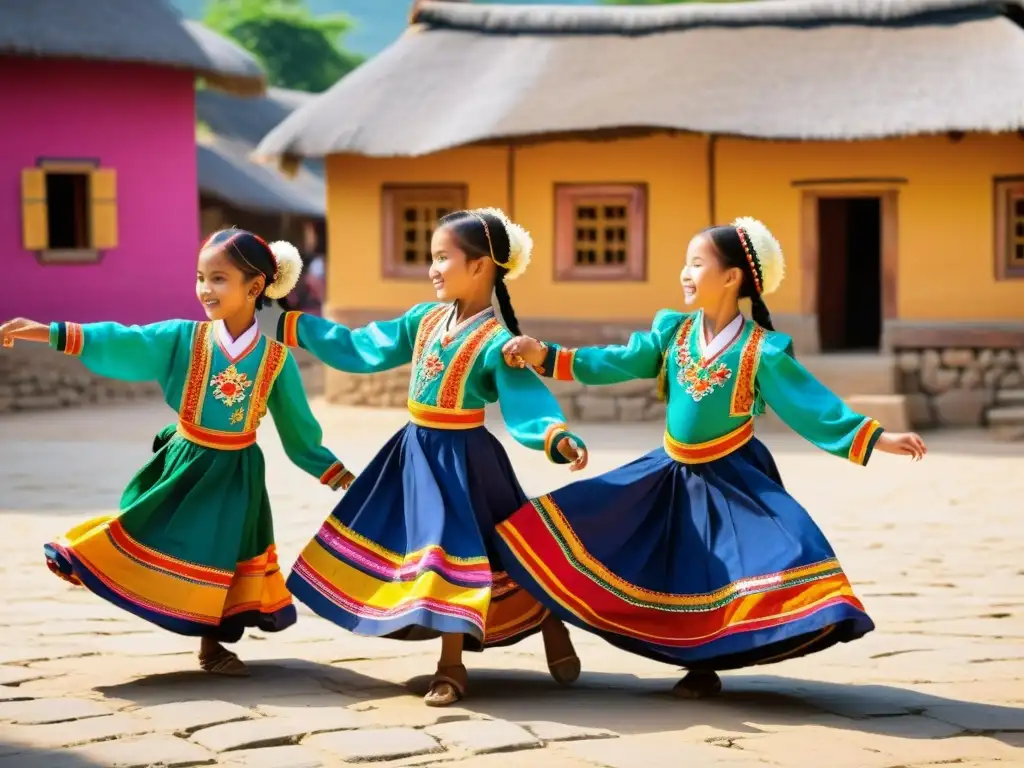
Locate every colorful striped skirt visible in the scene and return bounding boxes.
[44,424,295,642]
[495,437,874,670]
[286,423,548,649]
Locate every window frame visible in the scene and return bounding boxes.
[553,183,648,282]
[380,184,468,280]
[995,178,1024,280]
[21,157,119,265]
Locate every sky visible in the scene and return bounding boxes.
[171,0,600,57]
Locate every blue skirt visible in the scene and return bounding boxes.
[494,438,874,670]
[287,423,549,649]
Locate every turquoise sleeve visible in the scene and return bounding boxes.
[490,346,587,463]
[756,333,885,465]
[532,309,683,385]
[266,352,351,489]
[277,302,437,373]
[48,320,185,384]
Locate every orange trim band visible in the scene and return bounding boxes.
[407,399,485,430]
[64,322,84,356]
[663,419,754,464]
[848,418,882,465]
[320,461,348,489]
[543,421,570,462]
[553,347,576,382]
[176,421,256,450]
[281,311,302,348]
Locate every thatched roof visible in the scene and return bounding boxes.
[0,0,265,96]
[197,88,325,217]
[256,0,1024,159]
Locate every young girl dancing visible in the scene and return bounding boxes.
[499,217,926,698]
[275,208,588,706]
[0,229,354,677]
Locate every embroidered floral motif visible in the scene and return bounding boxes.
[675,342,732,401]
[230,407,245,425]
[210,365,253,407]
[413,351,445,398]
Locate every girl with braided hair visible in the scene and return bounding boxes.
[498,217,927,698]
[0,228,354,677]
[277,207,589,706]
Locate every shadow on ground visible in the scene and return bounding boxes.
[394,668,1024,746]
[92,659,1024,750]
[0,744,104,768]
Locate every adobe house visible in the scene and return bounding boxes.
[1,0,264,326]
[257,0,1024,434]
[196,86,325,245]
[0,0,264,413]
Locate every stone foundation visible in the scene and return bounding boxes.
[896,347,1024,428]
[0,342,323,415]
[324,365,665,422]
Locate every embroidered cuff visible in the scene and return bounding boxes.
[848,418,884,466]
[49,322,84,356]
[277,311,304,348]
[551,346,577,382]
[320,461,351,490]
[543,422,572,464]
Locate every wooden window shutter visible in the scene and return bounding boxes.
[21,169,48,251]
[89,168,118,250]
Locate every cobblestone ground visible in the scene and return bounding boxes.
[1,401,1023,768]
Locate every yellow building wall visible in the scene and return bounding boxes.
[715,133,1024,321]
[326,133,1024,323]
[325,147,509,310]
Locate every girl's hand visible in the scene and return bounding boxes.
[875,432,927,461]
[557,436,588,472]
[0,318,49,348]
[338,469,356,490]
[502,336,547,369]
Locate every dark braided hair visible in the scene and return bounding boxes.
[438,210,522,335]
[703,225,776,331]
[201,228,281,311]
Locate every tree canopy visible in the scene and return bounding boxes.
[203,0,364,93]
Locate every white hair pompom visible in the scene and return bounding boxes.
[478,207,533,281]
[264,240,303,299]
[732,216,785,296]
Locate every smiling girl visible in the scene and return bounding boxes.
[498,217,927,698]
[276,207,588,706]
[0,228,353,676]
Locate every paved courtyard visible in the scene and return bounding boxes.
[0,401,1022,768]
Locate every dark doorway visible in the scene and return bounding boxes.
[46,172,91,249]
[816,197,882,351]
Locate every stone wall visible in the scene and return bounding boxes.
[896,347,1024,428]
[0,342,323,415]
[323,365,665,422]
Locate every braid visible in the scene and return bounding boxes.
[705,225,776,332]
[493,276,522,336]
[749,293,775,331]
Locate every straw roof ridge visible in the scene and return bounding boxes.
[414,0,1024,34]
[197,88,325,217]
[255,0,1024,158]
[0,0,264,96]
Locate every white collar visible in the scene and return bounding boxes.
[699,312,744,359]
[216,318,260,360]
[443,304,494,340]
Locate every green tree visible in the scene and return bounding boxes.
[204,0,364,92]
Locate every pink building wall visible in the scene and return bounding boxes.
[0,57,202,325]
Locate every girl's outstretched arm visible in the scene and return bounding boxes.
[267,351,355,490]
[2,316,184,383]
[489,346,588,470]
[501,309,685,386]
[277,303,438,374]
[757,332,926,464]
